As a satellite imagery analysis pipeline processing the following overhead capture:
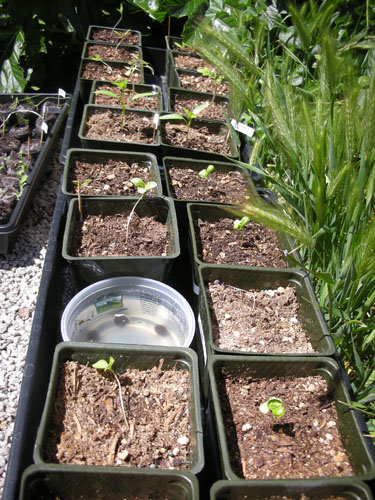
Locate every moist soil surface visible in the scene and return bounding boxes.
[68,158,157,196]
[218,371,353,479]
[178,71,230,95]
[196,217,287,267]
[160,121,233,155]
[92,82,160,110]
[207,281,315,353]
[84,44,140,63]
[71,212,168,257]
[173,53,214,71]
[170,93,229,121]
[89,28,140,45]
[166,164,249,203]
[80,61,141,83]
[45,360,192,469]
[83,109,157,144]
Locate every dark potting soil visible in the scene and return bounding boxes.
[92,82,160,110]
[196,217,287,267]
[83,109,157,144]
[85,44,140,63]
[173,53,214,72]
[167,165,249,203]
[89,28,140,46]
[71,212,168,257]
[68,158,156,196]
[80,61,141,83]
[178,72,230,95]
[160,121,233,155]
[207,281,315,353]
[45,360,192,468]
[218,371,353,479]
[170,94,229,121]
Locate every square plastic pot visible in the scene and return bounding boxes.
[168,88,231,122]
[210,478,374,500]
[33,342,204,475]
[198,265,335,358]
[208,355,375,482]
[169,68,231,98]
[187,202,297,286]
[0,93,70,254]
[89,79,163,111]
[20,464,199,500]
[62,196,179,287]
[86,25,142,47]
[78,105,160,155]
[159,113,239,162]
[62,149,163,199]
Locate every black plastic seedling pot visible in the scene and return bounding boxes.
[62,196,179,287]
[0,93,70,254]
[89,79,163,111]
[62,149,163,199]
[198,265,335,357]
[78,105,160,154]
[20,464,199,500]
[207,355,375,482]
[33,342,204,475]
[210,478,374,500]
[86,25,142,47]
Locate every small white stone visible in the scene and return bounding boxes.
[177,436,190,446]
[242,423,252,432]
[172,447,179,456]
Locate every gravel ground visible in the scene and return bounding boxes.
[0,147,62,496]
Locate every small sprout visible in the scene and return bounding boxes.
[233,216,251,247]
[259,398,285,418]
[91,54,113,72]
[199,164,215,193]
[124,178,157,244]
[73,179,91,221]
[159,102,210,137]
[198,67,224,101]
[93,356,128,428]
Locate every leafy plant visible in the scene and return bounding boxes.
[199,164,215,193]
[124,177,157,245]
[92,356,128,428]
[259,398,285,418]
[159,102,210,137]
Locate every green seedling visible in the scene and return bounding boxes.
[124,177,157,245]
[174,41,190,51]
[112,2,124,33]
[90,54,113,72]
[114,29,131,49]
[259,398,285,418]
[159,102,210,137]
[95,79,157,128]
[233,215,251,247]
[198,67,224,101]
[73,179,91,221]
[125,55,154,92]
[199,164,215,193]
[15,152,28,200]
[92,356,128,428]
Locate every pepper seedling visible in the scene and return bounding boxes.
[233,215,251,247]
[90,54,113,73]
[92,356,128,428]
[198,67,224,101]
[124,177,157,245]
[259,397,285,418]
[159,102,210,138]
[199,164,215,194]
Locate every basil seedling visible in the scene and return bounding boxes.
[259,397,285,418]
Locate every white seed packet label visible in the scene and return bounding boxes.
[58,88,66,98]
[231,119,255,137]
[41,121,48,134]
[153,113,159,125]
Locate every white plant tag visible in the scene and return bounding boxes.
[231,119,255,137]
[153,113,159,125]
[58,88,66,98]
[41,121,48,134]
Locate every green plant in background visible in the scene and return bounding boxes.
[259,398,285,418]
[199,164,215,193]
[124,177,157,245]
[92,357,128,428]
[159,101,209,137]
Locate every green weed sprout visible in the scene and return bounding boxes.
[198,67,224,101]
[259,398,285,418]
[95,79,157,128]
[233,216,251,247]
[125,178,157,245]
[199,164,215,193]
[159,102,210,137]
[92,356,128,428]
[73,179,91,221]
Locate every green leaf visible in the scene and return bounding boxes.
[92,359,111,370]
[94,90,119,99]
[0,29,29,92]
[192,101,210,116]
[158,113,183,120]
